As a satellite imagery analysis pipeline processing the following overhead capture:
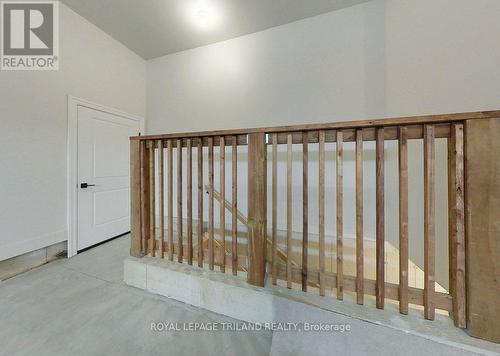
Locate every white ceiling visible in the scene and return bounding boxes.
[61,0,369,59]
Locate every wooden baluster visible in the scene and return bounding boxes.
[140,140,150,255]
[286,133,293,289]
[336,130,344,300]
[197,138,204,267]
[158,140,165,258]
[177,139,183,263]
[208,137,214,270]
[448,131,456,311]
[149,141,156,257]
[319,130,326,296]
[355,129,364,305]
[220,137,226,272]
[168,139,174,261]
[424,124,436,320]
[399,126,409,314]
[376,127,385,309]
[187,138,193,265]
[302,132,308,292]
[448,123,466,328]
[272,133,278,285]
[231,136,238,275]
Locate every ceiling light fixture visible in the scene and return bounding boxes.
[188,0,221,30]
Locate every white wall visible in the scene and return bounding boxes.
[148,0,500,130]
[0,3,146,261]
[146,0,500,288]
[385,0,500,115]
[147,1,385,132]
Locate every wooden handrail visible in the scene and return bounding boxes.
[131,110,500,141]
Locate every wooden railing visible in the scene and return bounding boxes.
[129,110,500,334]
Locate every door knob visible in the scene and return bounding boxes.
[80,183,96,188]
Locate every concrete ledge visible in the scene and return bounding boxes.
[124,257,500,356]
[125,256,274,324]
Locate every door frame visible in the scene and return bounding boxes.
[67,96,144,258]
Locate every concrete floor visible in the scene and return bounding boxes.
[1,235,498,356]
[0,235,271,356]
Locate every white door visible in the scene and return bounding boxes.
[77,106,140,251]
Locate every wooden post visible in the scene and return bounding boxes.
[197,138,204,268]
[187,138,193,265]
[318,130,326,296]
[220,136,226,272]
[158,140,164,259]
[130,139,143,257]
[231,136,238,275]
[286,133,292,289]
[247,133,267,287]
[140,141,150,254]
[208,137,214,270]
[424,124,436,321]
[398,127,409,315]
[375,127,385,309]
[167,140,174,261]
[465,117,500,343]
[336,130,344,300]
[177,139,183,263]
[271,133,278,285]
[355,129,364,305]
[149,142,156,257]
[448,123,465,328]
[302,132,308,292]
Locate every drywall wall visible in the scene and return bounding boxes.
[0,3,146,261]
[147,1,385,131]
[147,0,500,129]
[146,0,500,289]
